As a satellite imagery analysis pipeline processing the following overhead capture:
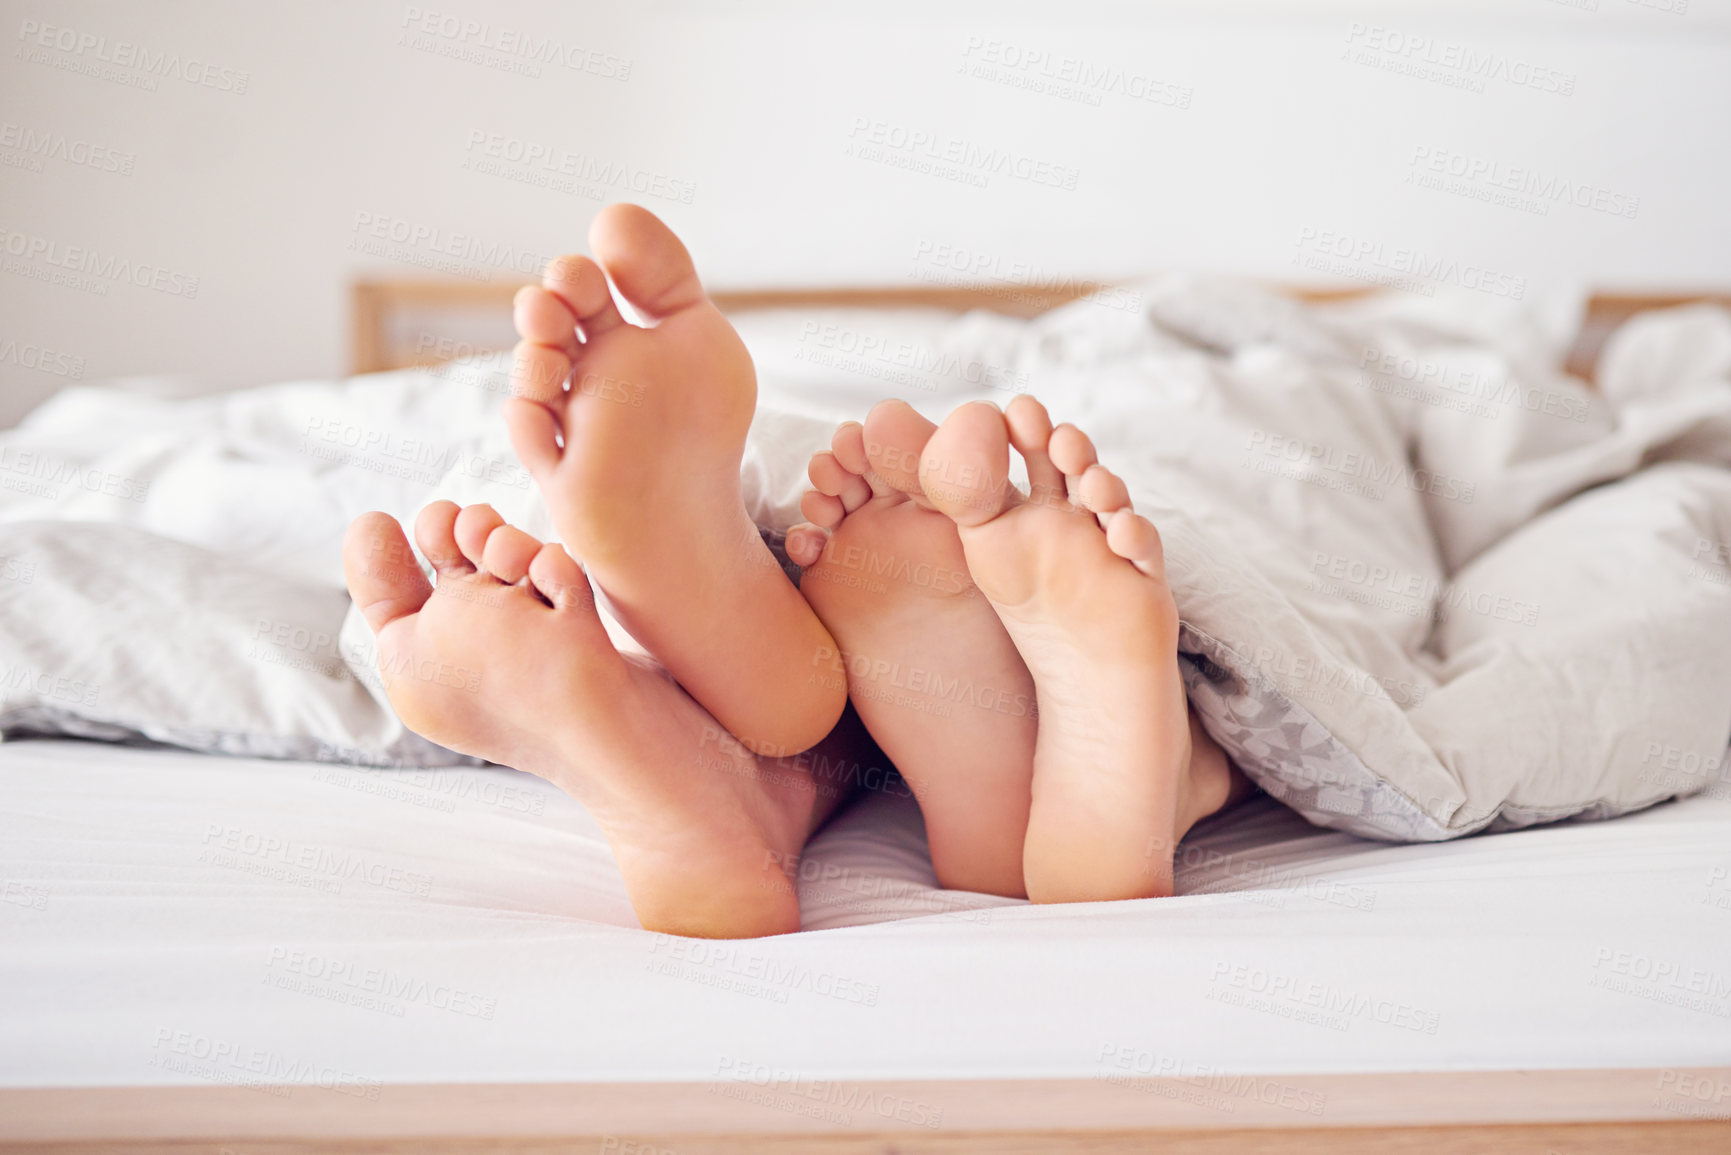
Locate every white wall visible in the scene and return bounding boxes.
[2,0,1728,427]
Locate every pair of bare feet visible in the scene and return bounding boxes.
[342,205,1248,938]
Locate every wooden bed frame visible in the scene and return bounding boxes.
[4,1067,1729,1152]
[8,278,1728,1154]
[348,276,1731,384]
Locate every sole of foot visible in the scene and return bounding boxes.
[342,500,828,938]
[786,400,1037,898]
[507,203,842,757]
[916,396,1244,903]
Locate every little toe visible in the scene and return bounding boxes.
[1077,464,1132,517]
[784,523,829,568]
[527,542,594,610]
[503,397,563,481]
[1105,510,1167,578]
[862,399,939,502]
[511,340,571,406]
[512,285,580,357]
[414,500,474,577]
[480,523,544,585]
[1048,423,1098,478]
[1006,395,1064,505]
[808,450,872,512]
[542,254,623,338]
[343,512,432,634]
[920,401,1014,528]
[452,504,507,570]
[588,204,705,320]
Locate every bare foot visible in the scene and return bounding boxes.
[917,397,1249,903]
[341,500,848,938]
[784,400,1037,898]
[506,204,843,757]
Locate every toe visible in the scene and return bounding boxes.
[542,254,624,338]
[503,397,563,481]
[413,500,474,577]
[1105,510,1166,578]
[784,523,829,568]
[511,340,571,405]
[1048,423,1098,478]
[1005,396,1064,505]
[1077,464,1132,516]
[588,204,705,320]
[808,450,872,513]
[452,504,506,571]
[527,542,594,609]
[920,401,1014,528]
[344,512,432,634]
[512,285,580,358]
[800,489,847,530]
[862,399,940,502]
[480,524,544,585]
[830,421,869,476]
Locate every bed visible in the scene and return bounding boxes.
[2,278,1730,1152]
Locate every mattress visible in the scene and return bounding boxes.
[3,737,1728,1092]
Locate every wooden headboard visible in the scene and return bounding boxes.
[352,278,1731,384]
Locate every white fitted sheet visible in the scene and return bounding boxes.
[2,737,1728,1090]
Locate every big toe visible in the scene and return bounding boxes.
[588,204,705,320]
[920,402,1014,528]
[343,513,432,634]
[862,399,939,502]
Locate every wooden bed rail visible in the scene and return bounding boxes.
[4,1068,1728,1153]
[351,276,1731,385]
